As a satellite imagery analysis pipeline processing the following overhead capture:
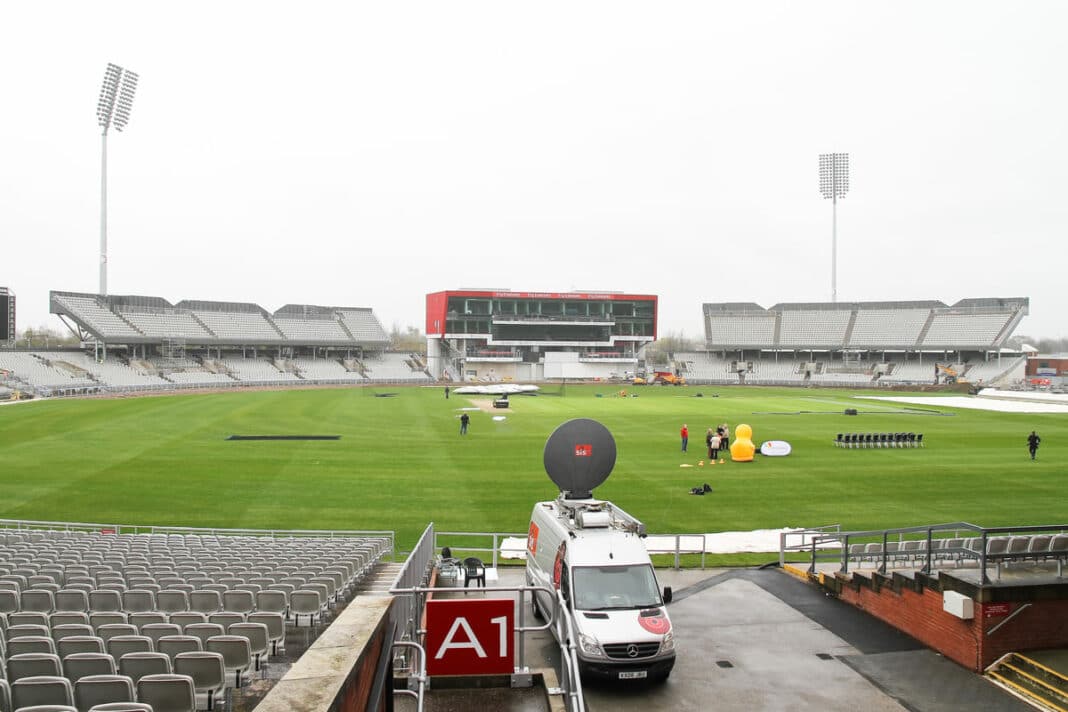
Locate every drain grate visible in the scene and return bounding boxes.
[716,660,734,668]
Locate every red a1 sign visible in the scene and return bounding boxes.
[425,598,514,676]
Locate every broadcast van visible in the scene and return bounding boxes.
[526,419,675,682]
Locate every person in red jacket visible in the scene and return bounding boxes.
[680,424,689,452]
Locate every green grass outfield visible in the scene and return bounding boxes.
[0,384,1064,555]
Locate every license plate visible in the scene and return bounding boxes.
[619,670,647,680]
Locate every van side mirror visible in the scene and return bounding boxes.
[663,586,673,604]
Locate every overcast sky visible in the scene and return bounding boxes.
[2,2,1065,340]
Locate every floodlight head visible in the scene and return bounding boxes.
[97,63,139,133]
[819,152,850,199]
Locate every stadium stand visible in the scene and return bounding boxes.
[290,358,365,382]
[337,309,390,343]
[37,352,170,390]
[50,291,391,350]
[0,521,391,707]
[118,308,214,340]
[704,304,777,348]
[360,353,431,382]
[778,307,852,347]
[687,298,1029,388]
[51,293,143,340]
[0,352,98,393]
[848,307,933,347]
[218,358,300,384]
[189,307,281,343]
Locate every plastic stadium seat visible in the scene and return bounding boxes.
[156,591,190,616]
[136,673,196,712]
[106,635,154,660]
[57,636,107,659]
[254,591,288,617]
[139,623,181,650]
[222,591,255,616]
[74,673,136,712]
[62,652,117,684]
[166,612,206,630]
[95,625,137,646]
[228,622,270,670]
[7,623,51,639]
[10,612,50,628]
[117,652,172,686]
[49,613,90,629]
[88,591,123,614]
[52,624,95,641]
[10,675,75,709]
[120,591,155,614]
[289,591,321,627]
[21,590,56,614]
[0,679,9,712]
[88,702,153,711]
[127,612,167,630]
[206,635,252,688]
[247,612,286,655]
[188,591,222,616]
[88,614,128,631]
[6,651,63,681]
[157,635,202,663]
[7,635,57,656]
[0,590,20,614]
[207,612,244,631]
[53,590,90,614]
[173,651,226,711]
[183,623,224,650]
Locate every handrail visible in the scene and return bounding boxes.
[392,640,427,712]
[789,521,1068,584]
[391,523,436,646]
[388,582,585,712]
[0,517,394,547]
[437,530,717,570]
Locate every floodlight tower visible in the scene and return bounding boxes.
[819,152,849,303]
[96,63,139,296]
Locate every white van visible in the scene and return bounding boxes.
[526,495,676,682]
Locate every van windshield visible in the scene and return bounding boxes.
[572,564,663,611]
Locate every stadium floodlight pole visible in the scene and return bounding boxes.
[819,152,849,303]
[96,63,139,296]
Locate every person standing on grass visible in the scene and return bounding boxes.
[445,385,450,399]
[706,428,715,459]
[680,424,689,452]
[709,431,722,463]
[1028,431,1041,460]
[460,412,470,435]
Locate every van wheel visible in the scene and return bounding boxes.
[531,594,544,621]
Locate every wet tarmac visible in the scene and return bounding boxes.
[398,566,1034,712]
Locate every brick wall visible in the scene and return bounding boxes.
[834,573,1068,671]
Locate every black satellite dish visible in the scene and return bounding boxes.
[543,418,617,499]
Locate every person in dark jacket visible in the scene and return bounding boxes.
[1028,431,1041,460]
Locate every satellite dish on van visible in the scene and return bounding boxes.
[543,418,616,499]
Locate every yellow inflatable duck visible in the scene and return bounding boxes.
[730,423,756,462]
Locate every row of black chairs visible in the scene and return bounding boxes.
[834,432,924,449]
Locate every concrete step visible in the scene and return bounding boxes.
[987,652,1068,711]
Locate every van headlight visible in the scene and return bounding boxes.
[660,631,675,653]
[578,633,604,658]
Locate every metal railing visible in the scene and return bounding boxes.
[786,522,1068,584]
[436,530,717,570]
[0,517,394,548]
[391,523,437,645]
[388,579,585,712]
